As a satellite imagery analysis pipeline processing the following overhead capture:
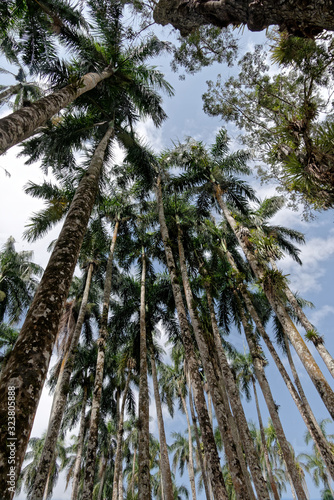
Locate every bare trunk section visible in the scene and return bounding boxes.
[155,176,228,500]
[252,378,281,500]
[97,454,107,500]
[179,384,197,500]
[0,68,115,154]
[82,220,119,500]
[153,0,334,36]
[0,125,114,499]
[112,368,132,500]
[272,261,334,378]
[223,247,334,478]
[177,225,253,500]
[71,385,88,500]
[216,189,334,420]
[138,248,151,500]
[199,260,269,499]
[30,262,94,500]
[150,355,174,500]
[187,374,211,500]
[239,305,307,500]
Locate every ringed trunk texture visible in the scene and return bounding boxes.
[179,384,197,500]
[155,176,228,500]
[71,385,88,500]
[0,125,114,500]
[0,68,115,155]
[216,189,334,420]
[150,355,174,500]
[82,220,119,500]
[153,0,334,36]
[187,374,211,500]
[111,369,132,500]
[272,261,334,379]
[252,378,281,500]
[200,265,267,500]
[224,248,334,478]
[30,262,94,500]
[138,248,151,500]
[177,226,253,500]
[239,306,307,500]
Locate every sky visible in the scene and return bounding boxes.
[0,12,334,500]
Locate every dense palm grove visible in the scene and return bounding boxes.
[1,1,334,500]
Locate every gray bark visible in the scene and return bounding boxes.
[155,176,228,500]
[154,0,334,36]
[216,188,334,420]
[71,385,88,500]
[239,305,307,500]
[138,248,151,500]
[82,220,119,500]
[177,225,253,500]
[187,374,211,500]
[151,355,174,500]
[179,385,197,500]
[30,262,94,500]
[0,125,114,500]
[199,261,269,499]
[0,68,115,154]
[224,247,334,478]
[112,368,132,500]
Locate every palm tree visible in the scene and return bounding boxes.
[0,14,172,493]
[0,64,42,109]
[0,236,42,324]
[0,323,19,370]
[170,429,198,499]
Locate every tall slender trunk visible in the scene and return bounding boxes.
[112,368,132,500]
[177,225,254,500]
[224,247,334,478]
[131,446,137,498]
[150,355,174,500]
[30,262,94,500]
[252,378,281,500]
[187,375,211,500]
[0,125,114,499]
[71,384,88,500]
[138,247,151,500]
[118,461,123,499]
[239,303,307,500]
[0,68,115,154]
[215,188,334,420]
[179,384,197,500]
[155,176,228,500]
[82,220,119,500]
[97,454,107,500]
[272,261,334,378]
[199,260,269,499]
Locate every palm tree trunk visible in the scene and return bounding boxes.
[118,462,123,499]
[187,375,211,500]
[131,446,137,498]
[0,67,116,155]
[177,224,255,500]
[272,261,334,378]
[0,84,22,102]
[82,219,119,500]
[30,262,94,500]
[155,176,228,500]
[0,125,114,499]
[97,454,107,500]
[150,354,174,500]
[178,384,197,500]
[199,260,270,499]
[252,378,281,500]
[239,303,307,499]
[138,247,151,500]
[224,248,334,478]
[215,187,334,420]
[71,384,88,500]
[112,368,132,500]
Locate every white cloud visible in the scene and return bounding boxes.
[309,305,334,327]
[278,228,334,293]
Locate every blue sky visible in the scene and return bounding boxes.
[1,15,333,500]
